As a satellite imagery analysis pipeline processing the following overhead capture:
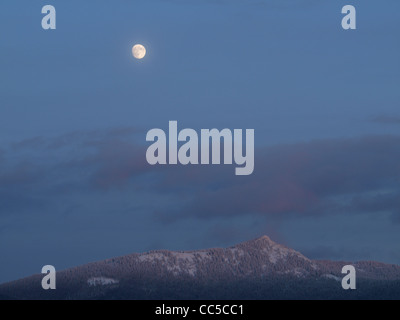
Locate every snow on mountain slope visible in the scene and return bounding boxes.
[1,235,400,300]
[87,277,119,287]
[109,235,317,278]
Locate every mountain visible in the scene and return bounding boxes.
[1,236,400,300]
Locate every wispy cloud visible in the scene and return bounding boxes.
[1,130,400,226]
[371,115,400,125]
[148,135,400,223]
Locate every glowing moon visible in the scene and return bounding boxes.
[132,44,146,59]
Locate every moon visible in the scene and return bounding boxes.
[132,44,146,59]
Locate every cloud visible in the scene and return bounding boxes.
[371,115,400,125]
[0,128,146,215]
[147,135,400,223]
[301,245,373,261]
[1,130,400,226]
[348,192,400,223]
[82,139,150,189]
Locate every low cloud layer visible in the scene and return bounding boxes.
[1,130,400,225]
[144,135,400,223]
[371,115,400,125]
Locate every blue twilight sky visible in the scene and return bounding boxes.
[0,0,400,283]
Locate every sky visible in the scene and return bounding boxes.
[0,0,400,283]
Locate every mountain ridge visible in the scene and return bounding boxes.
[1,235,400,300]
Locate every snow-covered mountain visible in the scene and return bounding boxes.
[1,236,400,300]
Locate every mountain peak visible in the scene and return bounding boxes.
[257,235,273,242]
[2,235,400,300]
[237,235,277,248]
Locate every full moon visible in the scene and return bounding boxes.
[132,44,146,59]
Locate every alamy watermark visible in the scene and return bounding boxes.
[40,4,357,31]
[41,265,56,290]
[342,265,356,290]
[146,121,255,175]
